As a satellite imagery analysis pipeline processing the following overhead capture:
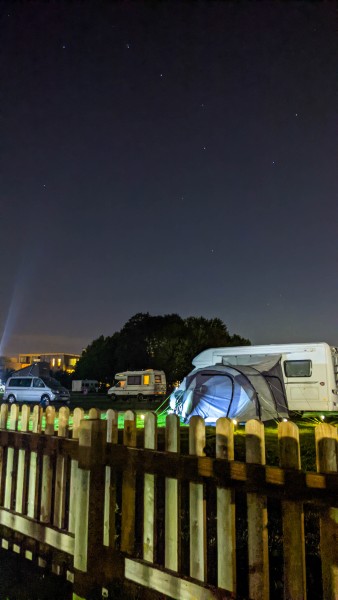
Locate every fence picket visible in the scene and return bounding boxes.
[165,414,181,572]
[15,405,30,513]
[121,410,137,554]
[143,412,157,562]
[69,408,84,534]
[216,417,236,593]
[27,406,42,519]
[40,406,56,523]
[246,419,269,600]
[315,423,338,600]
[104,409,118,547]
[278,420,306,600]
[4,404,19,510]
[0,404,8,505]
[53,407,70,529]
[189,416,206,582]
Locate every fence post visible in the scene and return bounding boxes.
[121,410,137,554]
[246,419,269,600]
[315,422,338,600]
[74,417,107,573]
[216,417,236,593]
[165,413,181,572]
[189,415,206,582]
[278,420,306,600]
[103,409,118,547]
[143,412,157,562]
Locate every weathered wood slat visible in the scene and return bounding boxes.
[4,405,19,510]
[121,410,137,554]
[189,416,206,582]
[315,423,338,600]
[40,407,56,523]
[216,418,236,593]
[125,558,227,600]
[0,404,9,505]
[0,507,74,554]
[69,407,84,534]
[15,405,30,513]
[165,414,180,572]
[246,419,269,600]
[53,407,70,529]
[278,420,306,600]
[143,412,157,563]
[103,409,118,548]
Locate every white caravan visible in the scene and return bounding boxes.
[193,342,338,413]
[107,369,166,401]
[71,380,99,393]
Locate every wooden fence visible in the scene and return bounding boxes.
[0,403,336,600]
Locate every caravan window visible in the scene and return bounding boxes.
[284,360,312,377]
[143,374,150,385]
[127,375,141,385]
[154,374,162,383]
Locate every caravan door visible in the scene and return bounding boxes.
[283,354,323,411]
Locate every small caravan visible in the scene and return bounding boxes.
[72,380,99,393]
[107,369,166,401]
[170,342,338,423]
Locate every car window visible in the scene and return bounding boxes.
[33,378,45,388]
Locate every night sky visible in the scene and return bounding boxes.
[1,2,337,356]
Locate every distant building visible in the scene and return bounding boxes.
[16,353,80,374]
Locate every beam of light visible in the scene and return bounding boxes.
[0,251,39,356]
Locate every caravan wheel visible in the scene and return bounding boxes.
[137,394,143,401]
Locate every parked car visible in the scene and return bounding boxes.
[3,375,70,407]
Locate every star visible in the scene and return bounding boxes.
[126,43,130,49]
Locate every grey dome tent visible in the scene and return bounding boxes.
[170,355,289,423]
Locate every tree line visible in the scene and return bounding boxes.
[73,312,250,386]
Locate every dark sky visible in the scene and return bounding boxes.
[1,1,337,355]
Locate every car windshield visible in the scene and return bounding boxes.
[42,377,62,389]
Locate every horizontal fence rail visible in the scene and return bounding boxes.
[0,403,336,600]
